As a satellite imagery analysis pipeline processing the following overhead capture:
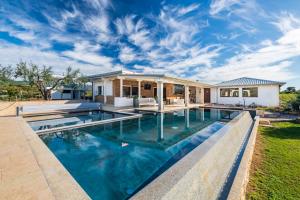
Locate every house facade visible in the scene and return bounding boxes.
[50,85,91,100]
[88,71,285,110]
[212,77,285,107]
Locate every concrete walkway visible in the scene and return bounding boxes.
[0,117,90,200]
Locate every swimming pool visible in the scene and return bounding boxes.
[27,110,135,132]
[38,108,239,200]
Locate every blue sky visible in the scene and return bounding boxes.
[0,0,300,88]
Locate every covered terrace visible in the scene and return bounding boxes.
[88,70,213,111]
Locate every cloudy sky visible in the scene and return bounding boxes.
[1,0,300,88]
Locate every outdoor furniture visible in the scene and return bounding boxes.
[138,98,158,107]
[171,98,185,105]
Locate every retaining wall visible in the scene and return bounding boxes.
[132,111,253,200]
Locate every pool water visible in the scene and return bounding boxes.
[40,108,239,200]
[27,110,129,131]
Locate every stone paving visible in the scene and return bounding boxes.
[0,117,90,200]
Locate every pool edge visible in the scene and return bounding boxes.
[131,111,254,200]
[18,117,91,200]
[226,116,260,200]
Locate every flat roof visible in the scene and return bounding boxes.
[88,70,214,87]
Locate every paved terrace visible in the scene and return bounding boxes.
[0,117,90,200]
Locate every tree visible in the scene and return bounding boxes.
[292,93,300,111]
[285,87,296,93]
[0,64,13,82]
[15,62,80,100]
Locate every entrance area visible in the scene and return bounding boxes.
[204,88,211,103]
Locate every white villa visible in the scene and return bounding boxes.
[88,70,285,110]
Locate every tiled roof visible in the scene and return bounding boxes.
[217,77,286,87]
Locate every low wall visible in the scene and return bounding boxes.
[114,97,133,107]
[132,111,253,200]
[0,100,89,117]
[227,116,260,200]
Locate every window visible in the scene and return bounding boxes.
[62,90,71,93]
[242,87,258,97]
[220,88,239,97]
[132,86,138,96]
[98,86,102,95]
[174,84,184,95]
[123,86,131,97]
[144,83,151,90]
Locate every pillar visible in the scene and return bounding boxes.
[200,88,205,104]
[138,80,141,98]
[103,80,106,104]
[157,81,164,111]
[120,78,123,97]
[185,85,189,107]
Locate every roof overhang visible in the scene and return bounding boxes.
[89,70,214,88]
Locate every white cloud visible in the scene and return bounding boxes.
[44,5,81,31]
[62,41,113,67]
[85,0,112,10]
[115,15,154,51]
[210,0,240,16]
[119,46,137,63]
[177,3,200,15]
[272,11,300,33]
[0,41,111,75]
[196,27,300,83]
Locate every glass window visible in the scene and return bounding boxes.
[144,83,151,90]
[174,84,184,95]
[220,88,239,97]
[62,90,71,93]
[132,87,138,96]
[123,86,131,97]
[98,86,102,95]
[242,87,258,97]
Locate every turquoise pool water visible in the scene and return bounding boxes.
[39,108,239,200]
[28,110,129,131]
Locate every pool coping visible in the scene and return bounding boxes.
[226,116,260,200]
[131,111,254,200]
[33,111,142,135]
[0,116,91,200]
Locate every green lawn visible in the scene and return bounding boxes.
[247,121,300,200]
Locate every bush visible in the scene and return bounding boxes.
[292,93,300,111]
[280,93,297,112]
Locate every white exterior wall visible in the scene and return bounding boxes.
[216,85,280,107]
[210,87,218,104]
[93,80,113,97]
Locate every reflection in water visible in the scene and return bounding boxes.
[40,108,239,200]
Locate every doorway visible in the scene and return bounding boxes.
[204,88,211,103]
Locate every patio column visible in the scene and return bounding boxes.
[157,81,164,111]
[199,88,204,104]
[138,80,141,98]
[119,78,123,97]
[103,80,106,104]
[185,85,189,107]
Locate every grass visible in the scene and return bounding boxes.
[247,121,300,200]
